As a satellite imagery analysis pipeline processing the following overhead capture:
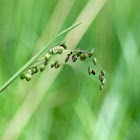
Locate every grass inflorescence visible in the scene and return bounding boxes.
[20,42,106,90]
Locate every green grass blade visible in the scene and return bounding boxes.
[0,22,82,93]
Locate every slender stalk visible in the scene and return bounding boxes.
[0,22,82,93]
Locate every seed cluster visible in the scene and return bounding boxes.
[20,66,39,81]
[20,42,106,90]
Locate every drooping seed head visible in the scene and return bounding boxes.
[72,55,77,62]
[40,64,45,72]
[60,42,67,49]
[45,53,51,61]
[101,69,105,76]
[25,73,31,81]
[20,74,25,79]
[76,51,82,57]
[99,75,104,81]
[88,67,92,75]
[100,84,103,90]
[92,69,96,75]
[93,57,97,65]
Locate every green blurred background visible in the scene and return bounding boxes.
[0,0,140,140]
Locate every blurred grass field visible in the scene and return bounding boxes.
[0,0,140,140]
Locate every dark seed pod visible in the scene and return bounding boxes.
[100,84,103,90]
[92,69,96,75]
[88,67,92,75]
[99,75,104,81]
[65,55,70,63]
[72,55,77,62]
[45,53,51,61]
[80,53,87,61]
[20,74,25,79]
[76,51,82,57]
[40,64,45,72]
[101,70,105,76]
[60,42,67,49]
[93,57,97,65]
[55,61,60,68]
[25,74,31,81]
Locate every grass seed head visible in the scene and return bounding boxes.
[72,55,77,62]
[88,67,92,75]
[28,69,34,75]
[52,47,59,54]
[20,74,25,79]
[99,75,104,81]
[101,70,105,76]
[25,74,31,81]
[45,53,51,61]
[93,57,97,65]
[65,55,70,63]
[58,46,64,54]
[51,61,57,68]
[48,48,53,55]
[100,84,103,90]
[55,61,60,68]
[88,49,94,57]
[76,51,82,57]
[40,64,45,72]
[92,69,96,75]
[101,79,106,85]
[34,66,39,73]
[80,53,87,61]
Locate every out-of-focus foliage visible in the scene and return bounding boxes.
[0,0,140,140]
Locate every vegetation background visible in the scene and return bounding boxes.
[0,0,140,140]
